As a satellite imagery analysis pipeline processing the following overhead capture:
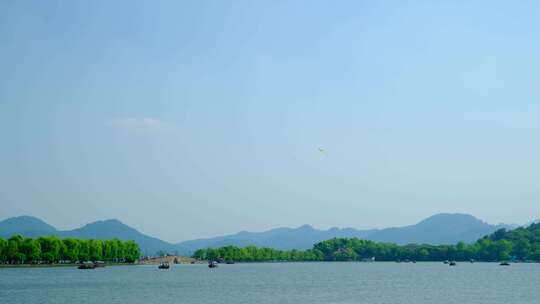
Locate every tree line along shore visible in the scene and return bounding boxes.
[193,223,540,263]
[0,235,140,265]
[1,223,539,265]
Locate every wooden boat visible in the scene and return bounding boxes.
[500,261,511,266]
[158,262,170,269]
[449,261,457,266]
[208,261,218,268]
[94,261,106,268]
[78,263,96,269]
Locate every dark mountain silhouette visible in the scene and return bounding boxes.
[0,213,519,255]
[0,216,188,256]
[177,213,513,251]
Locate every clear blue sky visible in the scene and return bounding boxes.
[1,1,540,242]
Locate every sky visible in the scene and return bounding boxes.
[1,0,540,242]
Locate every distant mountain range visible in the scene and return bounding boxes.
[0,216,187,256]
[177,213,515,252]
[0,213,520,256]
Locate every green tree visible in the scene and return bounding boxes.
[62,238,81,262]
[37,236,63,263]
[19,238,41,263]
[513,238,531,260]
[494,240,513,261]
[88,240,103,261]
[5,235,24,264]
[0,238,7,263]
[124,240,140,263]
[193,249,206,260]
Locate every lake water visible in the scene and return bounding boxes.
[1,262,538,304]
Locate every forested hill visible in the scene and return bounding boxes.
[0,216,187,256]
[193,223,540,262]
[479,223,540,260]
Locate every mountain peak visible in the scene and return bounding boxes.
[0,215,57,238]
[1,215,53,225]
[418,213,484,225]
[297,224,314,230]
[99,219,124,225]
[78,219,135,232]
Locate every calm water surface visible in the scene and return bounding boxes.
[1,262,538,304]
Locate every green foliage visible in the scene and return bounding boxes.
[88,240,103,261]
[0,238,7,261]
[192,245,324,262]
[0,236,140,264]
[193,223,540,263]
[124,240,141,263]
[19,238,41,263]
[37,236,64,263]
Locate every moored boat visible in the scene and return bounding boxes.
[94,261,106,268]
[500,261,510,266]
[158,262,170,269]
[78,262,96,269]
[208,261,218,268]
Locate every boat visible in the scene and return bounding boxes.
[449,261,457,266]
[500,261,511,266]
[94,261,106,268]
[225,260,235,264]
[78,262,96,269]
[208,261,218,268]
[470,259,475,263]
[443,260,449,264]
[158,262,170,269]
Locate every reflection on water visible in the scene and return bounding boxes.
[1,262,538,304]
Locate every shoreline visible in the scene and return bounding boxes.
[2,260,537,268]
[0,263,138,268]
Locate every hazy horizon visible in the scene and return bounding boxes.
[2,1,540,243]
[0,212,529,244]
